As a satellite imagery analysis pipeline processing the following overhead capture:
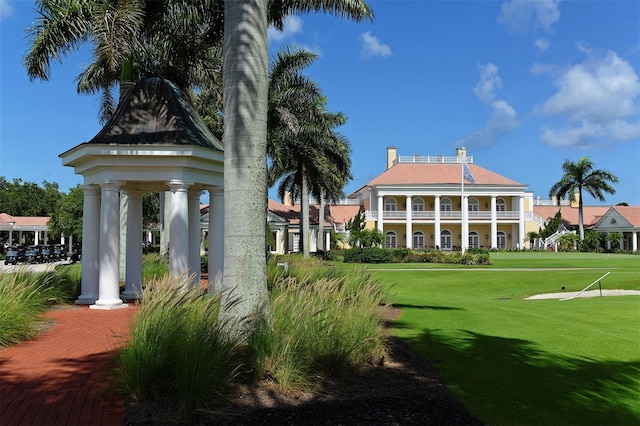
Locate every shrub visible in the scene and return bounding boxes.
[114,275,240,416]
[250,266,388,392]
[360,247,392,263]
[0,272,61,348]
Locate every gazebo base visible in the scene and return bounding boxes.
[89,303,129,311]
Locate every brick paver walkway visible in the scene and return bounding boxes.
[0,305,137,426]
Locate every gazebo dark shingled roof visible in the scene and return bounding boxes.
[86,77,223,150]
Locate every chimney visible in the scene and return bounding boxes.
[386,146,397,170]
[570,190,580,208]
[456,146,467,160]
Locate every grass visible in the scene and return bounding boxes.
[366,252,640,425]
[0,265,81,348]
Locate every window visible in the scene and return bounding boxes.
[497,231,507,249]
[384,198,397,211]
[496,198,506,212]
[268,231,277,252]
[468,231,479,248]
[292,233,300,252]
[412,198,425,212]
[468,198,479,212]
[440,230,452,250]
[385,231,397,249]
[441,198,452,212]
[413,231,425,249]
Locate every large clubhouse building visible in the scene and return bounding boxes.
[267,146,639,254]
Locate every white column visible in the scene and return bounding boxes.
[169,180,190,280]
[518,196,525,250]
[491,196,497,249]
[377,195,384,233]
[208,187,224,294]
[35,231,39,245]
[8,230,12,246]
[434,196,441,249]
[122,190,143,300]
[76,185,100,305]
[632,231,637,252]
[119,191,128,281]
[188,189,202,285]
[462,196,469,253]
[405,196,412,249]
[92,181,127,310]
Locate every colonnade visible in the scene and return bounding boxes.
[76,180,224,309]
[376,194,525,251]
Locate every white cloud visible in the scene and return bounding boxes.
[473,63,502,103]
[534,37,550,53]
[498,0,560,34]
[457,63,520,148]
[359,31,392,59]
[535,47,640,147]
[268,15,303,43]
[0,0,13,21]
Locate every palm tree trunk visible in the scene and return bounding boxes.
[301,164,310,257]
[578,188,585,240]
[318,188,325,252]
[221,0,271,337]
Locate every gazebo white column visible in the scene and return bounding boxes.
[405,196,412,249]
[123,190,143,300]
[76,185,100,305]
[169,180,190,280]
[632,231,638,252]
[92,181,127,310]
[208,186,224,294]
[188,189,202,285]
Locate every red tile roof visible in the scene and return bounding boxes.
[267,200,360,226]
[532,206,610,227]
[611,206,640,227]
[364,163,522,186]
[0,213,50,227]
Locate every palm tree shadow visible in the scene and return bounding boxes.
[401,329,640,425]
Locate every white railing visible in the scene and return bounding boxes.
[394,155,473,165]
[534,198,570,206]
[364,210,521,221]
[525,211,546,227]
[309,198,360,205]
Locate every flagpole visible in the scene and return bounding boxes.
[461,159,465,254]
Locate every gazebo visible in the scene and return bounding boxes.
[60,78,224,309]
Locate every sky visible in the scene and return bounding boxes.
[1,0,639,206]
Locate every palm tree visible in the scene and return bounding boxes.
[25,0,223,122]
[549,157,618,240]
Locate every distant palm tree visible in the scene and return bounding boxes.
[549,157,618,240]
[267,47,352,257]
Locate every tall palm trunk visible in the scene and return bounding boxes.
[221,0,271,337]
[301,164,310,257]
[578,188,584,240]
[318,188,325,252]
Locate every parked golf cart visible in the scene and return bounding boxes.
[4,247,20,265]
[24,247,38,264]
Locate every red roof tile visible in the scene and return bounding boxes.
[365,163,522,186]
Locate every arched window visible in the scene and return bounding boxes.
[384,198,397,212]
[440,198,452,214]
[469,231,479,248]
[468,197,479,212]
[412,198,425,212]
[413,231,425,249]
[385,231,397,249]
[440,229,452,250]
[496,198,506,212]
[497,231,507,249]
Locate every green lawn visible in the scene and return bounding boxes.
[365,253,640,425]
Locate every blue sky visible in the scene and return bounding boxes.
[1,0,639,206]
